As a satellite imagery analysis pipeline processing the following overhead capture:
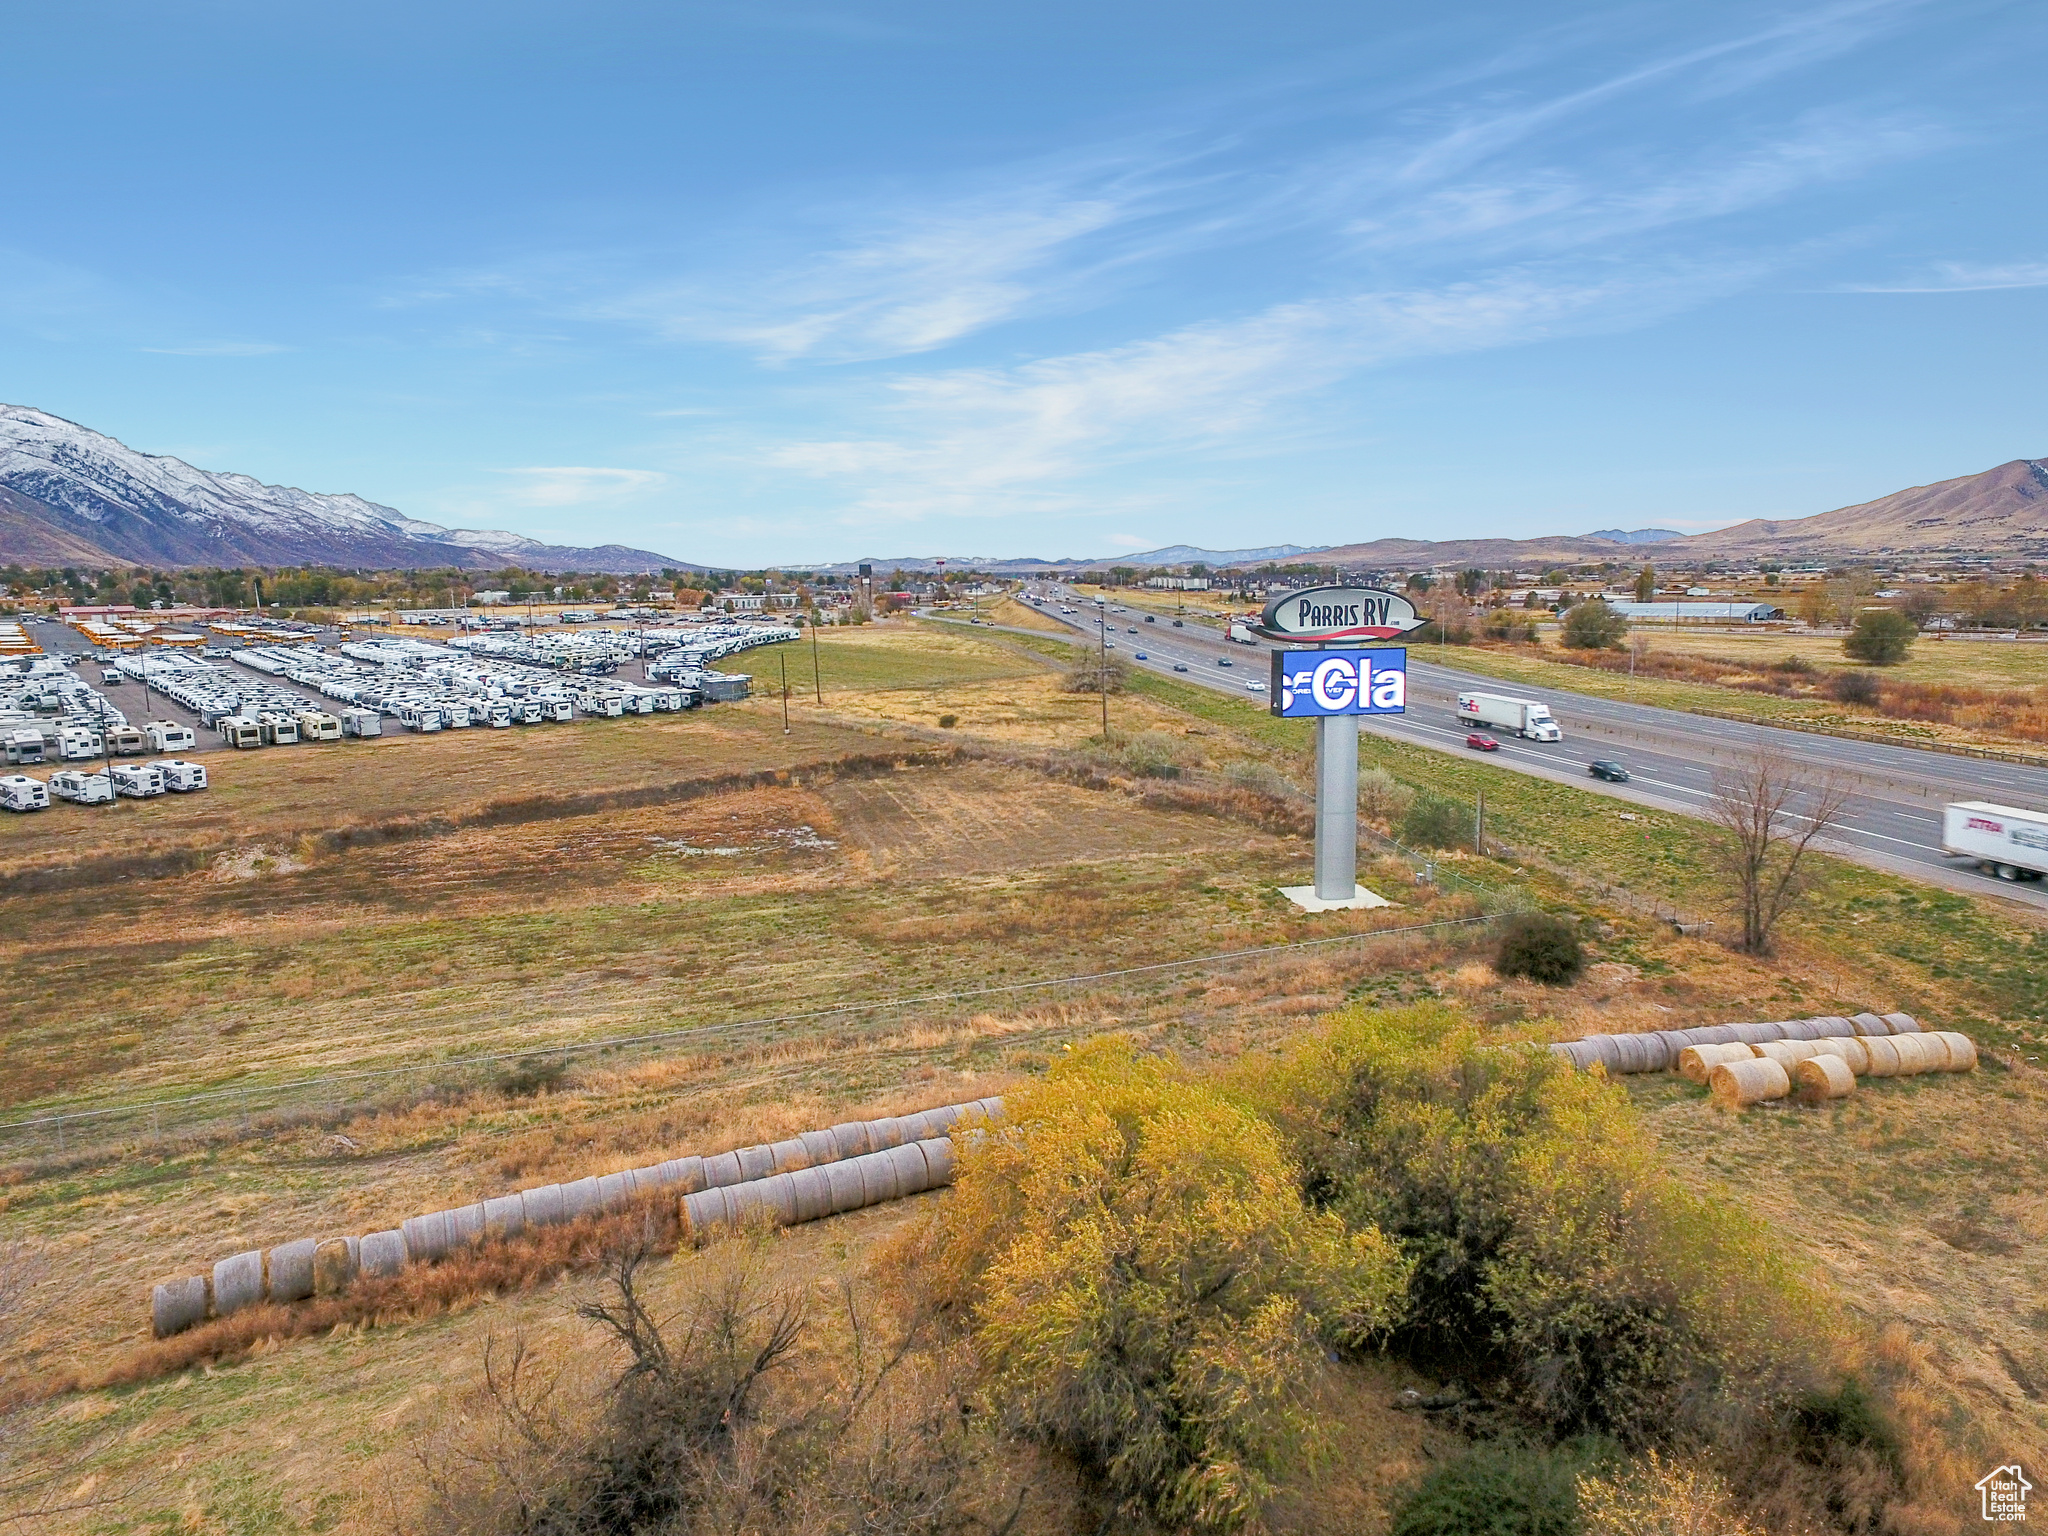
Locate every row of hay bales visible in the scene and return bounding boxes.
[1546,1011,1924,1075]
[1695,1030,1978,1111]
[151,1096,1003,1339]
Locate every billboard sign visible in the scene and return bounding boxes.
[1270,647,1407,718]
[1256,585,1424,642]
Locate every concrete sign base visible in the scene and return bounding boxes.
[1279,884,1394,913]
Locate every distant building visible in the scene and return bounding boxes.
[1146,576,1212,590]
[472,590,513,605]
[1608,601,1783,623]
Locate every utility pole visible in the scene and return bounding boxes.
[779,650,790,733]
[809,614,822,703]
[1097,597,1109,739]
[1475,788,1485,856]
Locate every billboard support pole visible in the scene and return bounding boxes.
[1314,713,1359,901]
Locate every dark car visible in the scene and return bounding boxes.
[1217,657,1233,667]
[1127,627,1139,633]
[1171,619,1183,626]
[1134,651,1148,660]
[1589,760,1631,782]
[1144,615,1155,622]
[1465,732,1500,751]
[1172,663,1188,672]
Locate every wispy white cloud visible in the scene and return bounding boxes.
[1840,259,2048,292]
[496,466,667,506]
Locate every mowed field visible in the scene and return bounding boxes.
[4,617,2047,1531]
[1638,624,2048,689]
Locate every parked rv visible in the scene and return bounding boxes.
[257,712,301,746]
[57,726,103,761]
[154,759,208,792]
[109,762,166,798]
[144,720,198,752]
[106,726,147,755]
[4,729,47,766]
[295,710,343,741]
[341,708,383,738]
[219,716,264,749]
[0,774,49,811]
[49,769,114,804]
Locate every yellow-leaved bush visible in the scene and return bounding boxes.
[1245,1003,1833,1444]
[918,1039,1409,1535]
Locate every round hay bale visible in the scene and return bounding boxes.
[886,1143,931,1196]
[1755,1039,1822,1068]
[1652,1032,1694,1070]
[520,1184,566,1229]
[1679,1042,1757,1084]
[825,1159,867,1215]
[1794,1055,1855,1103]
[1778,1019,1824,1040]
[1811,1036,1869,1074]
[682,1188,730,1234]
[312,1237,360,1297]
[768,1139,809,1173]
[1881,1012,1923,1033]
[701,1151,745,1189]
[1814,1015,1855,1036]
[797,1129,838,1166]
[857,1149,903,1206]
[212,1250,264,1318]
[926,1104,968,1133]
[756,1174,799,1225]
[788,1166,832,1223]
[596,1173,633,1213]
[1709,1057,1791,1111]
[735,1144,777,1182]
[1690,1024,1741,1046]
[975,1096,1006,1121]
[1605,1035,1642,1073]
[1888,1035,1942,1075]
[1850,1012,1891,1036]
[447,1204,486,1247]
[917,1136,958,1187]
[870,1116,912,1150]
[402,1211,453,1264]
[482,1194,525,1240]
[267,1238,317,1303]
[1931,1032,1978,1071]
[1731,1021,1779,1044]
[558,1177,603,1223]
[664,1157,707,1194]
[829,1122,872,1160]
[359,1229,408,1279]
[152,1275,210,1338]
[1860,1036,1904,1077]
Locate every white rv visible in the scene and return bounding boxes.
[296,710,343,741]
[48,769,114,804]
[109,762,167,798]
[0,774,49,811]
[5,729,47,766]
[341,708,383,738]
[154,758,208,792]
[219,716,264,749]
[57,726,103,761]
[144,721,197,752]
[106,725,148,755]
[257,712,300,746]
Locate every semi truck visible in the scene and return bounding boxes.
[1942,801,2048,881]
[1456,691,1562,742]
[1227,618,1261,644]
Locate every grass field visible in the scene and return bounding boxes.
[1641,625,2048,689]
[5,615,2046,1532]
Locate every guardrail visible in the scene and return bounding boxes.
[1680,705,2048,770]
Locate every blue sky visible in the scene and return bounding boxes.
[2,0,2044,566]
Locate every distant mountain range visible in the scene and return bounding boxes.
[1,404,2039,575]
[0,405,697,574]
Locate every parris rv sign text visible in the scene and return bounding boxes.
[1257,586,1424,642]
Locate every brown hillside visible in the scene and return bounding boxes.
[1684,458,2048,558]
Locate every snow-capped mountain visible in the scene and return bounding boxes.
[0,405,697,574]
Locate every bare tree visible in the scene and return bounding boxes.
[1705,749,1852,954]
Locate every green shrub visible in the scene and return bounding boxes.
[924,1039,1410,1534]
[1496,914,1586,985]
[936,713,958,728]
[1401,794,1469,849]
[1225,759,1295,798]
[1562,599,1628,650]
[1789,1377,1903,1478]
[1390,1445,1586,1536]
[1842,608,1916,665]
[1359,767,1416,828]
[1829,669,1881,705]
[1246,1005,1827,1444]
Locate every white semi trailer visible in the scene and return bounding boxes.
[1943,801,2048,881]
[1456,691,1562,742]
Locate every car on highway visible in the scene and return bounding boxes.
[1465,732,1500,751]
[1171,619,1183,626]
[1246,681,1266,693]
[1144,615,1155,623]
[1588,760,1631,782]
[1134,651,1148,660]
[1173,663,1188,672]
[1127,627,1138,633]
[1217,657,1233,667]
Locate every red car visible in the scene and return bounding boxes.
[1465,732,1500,751]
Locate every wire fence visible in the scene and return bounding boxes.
[0,912,1507,1167]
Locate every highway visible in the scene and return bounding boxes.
[980,584,2048,912]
